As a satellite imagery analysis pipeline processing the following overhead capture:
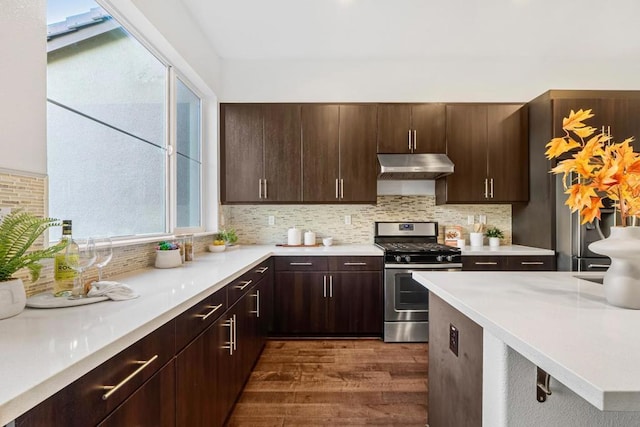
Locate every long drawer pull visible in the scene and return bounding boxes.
[235,280,253,290]
[588,264,609,269]
[289,262,312,266]
[521,261,544,265]
[101,354,159,400]
[196,303,223,321]
[343,262,367,266]
[474,261,498,265]
[256,266,269,273]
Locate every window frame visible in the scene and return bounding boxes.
[46,0,214,244]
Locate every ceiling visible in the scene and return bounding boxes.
[180,0,640,61]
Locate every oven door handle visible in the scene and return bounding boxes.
[384,263,462,270]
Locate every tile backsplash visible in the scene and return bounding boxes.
[223,195,512,245]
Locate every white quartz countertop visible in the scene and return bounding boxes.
[0,244,382,425]
[413,271,640,411]
[460,244,555,256]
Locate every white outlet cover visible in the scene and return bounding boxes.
[344,215,352,225]
[268,215,275,225]
[467,215,475,225]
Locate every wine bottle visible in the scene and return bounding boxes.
[53,220,76,296]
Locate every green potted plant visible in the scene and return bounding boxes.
[485,227,504,247]
[220,228,238,246]
[0,210,68,319]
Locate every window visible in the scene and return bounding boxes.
[47,1,202,240]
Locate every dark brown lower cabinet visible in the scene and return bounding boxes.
[428,293,483,427]
[99,360,175,427]
[462,255,556,271]
[273,270,382,336]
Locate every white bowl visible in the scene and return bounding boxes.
[322,237,333,246]
[208,244,226,253]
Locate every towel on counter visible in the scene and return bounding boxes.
[87,281,139,301]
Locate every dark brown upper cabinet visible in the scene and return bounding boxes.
[302,104,377,203]
[436,103,528,204]
[221,104,301,203]
[377,103,446,153]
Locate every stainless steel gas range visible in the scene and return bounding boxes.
[375,221,462,343]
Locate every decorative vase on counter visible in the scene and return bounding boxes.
[155,249,182,269]
[589,226,640,309]
[0,278,26,319]
[470,232,484,247]
[489,237,500,247]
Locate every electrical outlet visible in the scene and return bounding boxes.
[0,207,12,223]
[344,215,352,225]
[449,323,459,357]
[467,215,475,225]
[268,215,275,225]
[479,214,487,225]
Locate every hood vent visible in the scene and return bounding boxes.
[377,153,455,180]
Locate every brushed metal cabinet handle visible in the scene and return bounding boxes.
[258,179,263,199]
[474,261,498,265]
[329,275,333,298]
[235,280,253,290]
[408,130,412,151]
[290,262,312,266]
[413,129,417,151]
[264,179,268,199]
[323,275,327,298]
[344,262,367,266]
[250,290,260,317]
[490,178,494,198]
[336,178,339,199]
[588,264,609,269]
[521,261,544,265]
[222,317,234,355]
[256,266,269,273]
[484,178,489,199]
[232,314,237,351]
[101,354,159,400]
[195,303,223,321]
[340,179,344,199]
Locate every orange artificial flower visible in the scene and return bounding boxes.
[546,109,640,225]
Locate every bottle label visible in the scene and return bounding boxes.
[53,253,76,296]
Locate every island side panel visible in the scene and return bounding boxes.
[428,293,483,427]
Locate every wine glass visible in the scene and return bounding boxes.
[65,237,97,298]
[94,237,113,282]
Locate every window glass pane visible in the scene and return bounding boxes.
[48,103,166,240]
[47,2,168,239]
[176,78,201,228]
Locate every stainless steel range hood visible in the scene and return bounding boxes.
[377,153,455,180]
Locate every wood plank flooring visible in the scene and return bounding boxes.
[226,339,428,426]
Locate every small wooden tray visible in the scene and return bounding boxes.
[276,243,323,247]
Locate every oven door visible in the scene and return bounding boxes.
[384,267,430,322]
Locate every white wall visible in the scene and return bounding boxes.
[221,57,640,102]
[0,0,47,175]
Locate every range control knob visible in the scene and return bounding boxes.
[446,255,454,262]
[395,255,403,263]
[403,255,411,263]
[436,255,444,262]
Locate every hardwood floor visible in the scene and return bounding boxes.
[226,339,428,426]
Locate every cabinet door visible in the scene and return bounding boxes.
[339,104,377,203]
[301,104,340,202]
[603,99,640,152]
[99,360,175,427]
[273,271,329,335]
[377,104,412,153]
[487,104,528,202]
[411,104,446,153]
[215,311,240,427]
[507,255,556,271]
[264,104,302,202]
[221,104,264,203]
[330,272,382,335]
[443,105,488,202]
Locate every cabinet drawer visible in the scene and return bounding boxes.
[275,256,329,271]
[462,256,506,271]
[507,255,556,271]
[175,288,227,351]
[17,320,175,427]
[328,256,383,271]
[228,259,273,307]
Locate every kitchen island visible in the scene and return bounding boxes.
[413,271,640,427]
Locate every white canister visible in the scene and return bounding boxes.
[288,227,302,245]
[304,230,316,246]
[470,232,484,247]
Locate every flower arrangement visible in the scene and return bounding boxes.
[545,109,640,225]
[156,241,180,251]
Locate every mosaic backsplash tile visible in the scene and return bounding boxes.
[223,196,512,246]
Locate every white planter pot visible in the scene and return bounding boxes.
[489,237,500,247]
[0,278,26,320]
[155,249,182,269]
[589,226,640,309]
